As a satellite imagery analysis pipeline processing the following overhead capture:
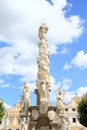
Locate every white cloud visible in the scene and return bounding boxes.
[64,87,87,103]
[63,50,87,70]
[77,87,87,96]
[72,50,87,68]
[61,78,72,90]
[4,103,12,109]
[63,63,72,70]
[50,76,61,90]
[0,0,84,82]
[0,83,9,88]
[0,79,4,84]
[60,47,69,55]
[64,91,75,103]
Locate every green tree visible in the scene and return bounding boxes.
[77,93,87,127]
[0,98,5,121]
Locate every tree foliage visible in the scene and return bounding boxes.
[0,98,5,121]
[77,93,87,127]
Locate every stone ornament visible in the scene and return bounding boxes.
[38,81,48,104]
[56,88,65,115]
[20,82,30,115]
[32,109,39,121]
[39,103,48,115]
[36,23,50,105]
[38,23,48,41]
[47,110,61,126]
[19,117,30,130]
[19,24,69,130]
[47,110,56,121]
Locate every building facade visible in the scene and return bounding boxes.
[65,95,87,130]
[6,103,21,130]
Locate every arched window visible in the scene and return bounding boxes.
[9,118,13,124]
[16,129,20,130]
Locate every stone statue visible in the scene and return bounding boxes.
[38,81,48,104]
[56,88,65,114]
[66,118,71,130]
[38,23,48,41]
[61,119,66,130]
[47,110,61,125]
[37,56,50,73]
[20,82,30,115]
[37,23,51,106]
[61,118,71,130]
[21,117,30,130]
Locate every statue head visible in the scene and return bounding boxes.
[58,88,62,95]
[47,110,56,120]
[23,82,29,92]
[41,23,48,34]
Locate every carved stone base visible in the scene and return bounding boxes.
[39,103,48,115]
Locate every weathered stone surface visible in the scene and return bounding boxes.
[36,23,51,105]
[39,103,48,115]
[32,109,39,121]
[39,126,50,130]
[19,116,30,130]
[56,88,65,115]
[20,82,30,116]
[19,24,68,130]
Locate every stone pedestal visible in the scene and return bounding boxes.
[29,122,37,130]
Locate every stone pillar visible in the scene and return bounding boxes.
[29,122,37,130]
[36,23,51,106]
[35,89,40,105]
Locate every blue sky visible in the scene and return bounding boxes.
[0,0,87,108]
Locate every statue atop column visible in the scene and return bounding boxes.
[36,23,50,105]
[20,82,30,115]
[18,23,69,130]
[38,23,48,41]
[56,88,65,115]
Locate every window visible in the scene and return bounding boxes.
[72,118,76,123]
[16,129,20,130]
[0,121,2,124]
[8,129,12,130]
[65,108,68,111]
[72,108,75,111]
[9,118,13,124]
